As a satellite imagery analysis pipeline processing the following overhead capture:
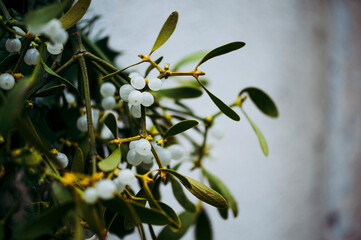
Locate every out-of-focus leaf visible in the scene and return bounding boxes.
[24,1,69,26]
[202,168,238,217]
[183,176,227,209]
[33,84,66,97]
[156,87,202,99]
[100,112,118,138]
[163,120,199,139]
[103,197,170,225]
[158,211,198,240]
[170,177,196,212]
[98,147,121,172]
[80,203,105,239]
[0,53,20,72]
[241,108,269,156]
[173,50,207,71]
[150,11,178,54]
[59,0,91,30]
[197,79,240,121]
[217,208,228,220]
[71,147,84,173]
[145,56,163,77]
[240,87,279,118]
[158,201,181,231]
[177,78,209,89]
[196,41,246,68]
[13,148,42,166]
[52,182,72,204]
[41,60,79,95]
[15,202,74,240]
[195,209,212,240]
[158,169,191,189]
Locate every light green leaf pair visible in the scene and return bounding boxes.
[98,147,121,172]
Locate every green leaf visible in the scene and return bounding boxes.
[59,0,91,30]
[15,202,74,240]
[0,53,20,72]
[173,50,207,71]
[150,11,178,54]
[156,87,202,99]
[145,56,163,77]
[183,176,227,209]
[217,208,229,220]
[197,80,240,121]
[24,1,69,26]
[202,168,238,217]
[195,209,212,240]
[33,84,66,97]
[158,202,181,230]
[241,108,269,156]
[80,203,105,239]
[158,169,191,189]
[98,147,121,172]
[100,112,118,138]
[240,87,279,118]
[41,60,79,95]
[103,197,170,225]
[163,119,199,139]
[170,177,196,212]
[71,147,84,173]
[196,41,246,68]
[158,211,198,240]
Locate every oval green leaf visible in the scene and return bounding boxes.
[150,11,178,54]
[24,1,69,26]
[183,176,227,209]
[195,209,212,240]
[240,87,279,118]
[41,60,79,95]
[196,41,246,68]
[170,177,196,212]
[59,0,91,30]
[196,79,240,121]
[71,147,84,173]
[156,87,202,99]
[158,201,181,230]
[98,147,121,172]
[100,112,118,138]
[202,168,238,217]
[158,211,198,240]
[33,84,66,97]
[173,50,207,72]
[15,202,74,240]
[145,56,163,77]
[163,119,199,140]
[241,108,269,156]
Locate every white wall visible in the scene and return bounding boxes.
[85,1,361,239]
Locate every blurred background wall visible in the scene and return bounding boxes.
[85,0,361,239]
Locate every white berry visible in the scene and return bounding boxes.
[135,139,151,156]
[24,48,39,65]
[141,152,154,164]
[47,42,63,55]
[131,76,146,90]
[76,115,88,132]
[96,179,116,200]
[113,178,126,193]
[168,144,185,160]
[129,140,138,150]
[64,92,76,105]
[117,169,135,185]
[126,149,142,166]
[130,105,141,118]
[119,84,134,102]
[158,148,172,166]
[0,73,15,90]
[210,124,225,139]
[147,77,162,91]
[5,38,21,52]
[141,92,154,107]
[55,152,68,169]
[128,90,143,106]
[100,82,116,97]
[50,29,68,45]
[101,96,116,110]
[129,72,141,79]
[13,26,25,39]
[83,187,98,204]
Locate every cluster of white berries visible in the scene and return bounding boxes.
[0,73,15,90]
[29,19,68,55]
[82,169,135,204]
[119,72,162,118]
[100,82,117,110]
[126,139,185,167]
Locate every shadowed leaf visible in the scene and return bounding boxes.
[156,87,202,99]
[33,84,66,97]
[150,11,178,54]
[158,211,198,240]
[71,147,84,173]
[171,177,196,212]
[195,209,212,240]
[59,0,91,30]
[100,112,118,138]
